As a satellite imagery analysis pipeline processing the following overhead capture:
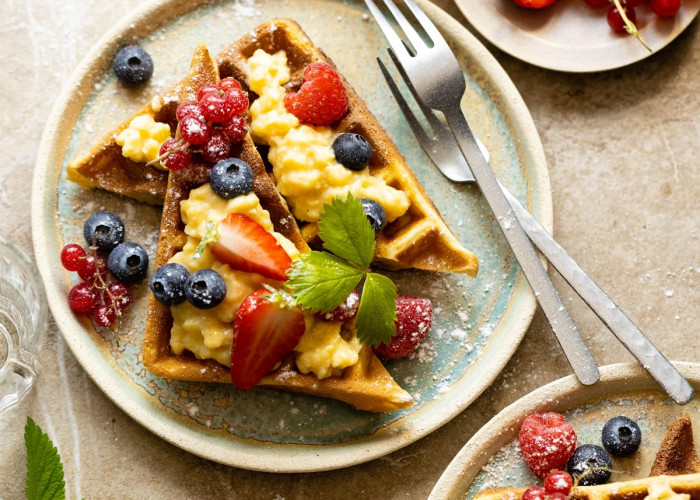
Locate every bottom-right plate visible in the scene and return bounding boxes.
[430,362,700,500]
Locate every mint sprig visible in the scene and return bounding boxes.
[286,195,397,347]
[25,417,65,500]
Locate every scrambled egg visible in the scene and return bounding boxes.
[115,114,170,167]
[247,49,410,223]
[168,184,361,378]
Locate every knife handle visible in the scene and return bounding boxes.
[444,108,600,386]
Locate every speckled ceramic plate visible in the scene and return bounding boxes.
[456,0,700,73]
[429,362,700,499]
[32,0,551,472]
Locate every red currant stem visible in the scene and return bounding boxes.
[612,0,652,52]
[146,138,188,167]
[87,244,122,321]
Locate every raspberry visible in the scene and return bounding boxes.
[222,114,248,143]
[202,129,230,163]
[522,487,546,500]
[317,290,359,323]
[61,244,87,271]
[373,295,432,359]
[544,470,574,495]
[519,412,577,478]
[68,282,99,314]
[283,62,348,126]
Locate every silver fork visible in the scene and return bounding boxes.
[366,0,694,403]
[365,0,599,386]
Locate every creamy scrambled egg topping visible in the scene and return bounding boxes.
[246,49,410,223]
[645,478,691,500]
[115,114,170,168]
[168,184,361,378]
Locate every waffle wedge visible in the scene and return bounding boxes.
[143,105,412,412]
[475,414,700,500]
[216,19,478,276]
[65,44,219,204]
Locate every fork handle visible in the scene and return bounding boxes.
[503,188,694,404]
[443,108,599,385]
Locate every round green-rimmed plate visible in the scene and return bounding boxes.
[32,0,551,472]
[430,362,700,499]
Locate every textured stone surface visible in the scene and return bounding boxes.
[1,1,698,499]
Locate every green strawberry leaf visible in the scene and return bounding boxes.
[25,417,66,500]
[354,272,397,346]
[286,251,364,313]
[318,194,375,269]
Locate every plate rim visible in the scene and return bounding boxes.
[31,0,552,472]
[429,361,700,500]
[454,0,700,73]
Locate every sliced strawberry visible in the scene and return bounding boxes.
[231,289,306,389]
[210,214,292,281]
[373,294,433,359]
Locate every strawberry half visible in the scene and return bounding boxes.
[210,213,292,281]
[231,289,306,389]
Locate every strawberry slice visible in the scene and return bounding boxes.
[211,213,292,281]
[231,289,306,389]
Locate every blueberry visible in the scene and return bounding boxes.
[332,133,373,171]
[83,210,125,253]
[602,416,641,457]
[566,444,612,486]
[150,263,189,306]
[184,269,226,309]
[360,198,386,232]
[209,158,254,199]
[107,242,149,284]
[113,45,154,86]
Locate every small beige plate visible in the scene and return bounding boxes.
[456,0,700,73]
[429,362,700,500]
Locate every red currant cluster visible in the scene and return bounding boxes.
[584,0,682,35]
[159,77,249,171]
[523,471,575,500]
[61,244,132,327]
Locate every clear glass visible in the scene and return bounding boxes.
[0,236,47,414]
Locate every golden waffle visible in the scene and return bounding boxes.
[65,44,219,204]
[216,19,479,276]
[475,414,700,500]
[142,64,412,412]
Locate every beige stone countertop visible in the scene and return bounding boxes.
[1,0,699,499]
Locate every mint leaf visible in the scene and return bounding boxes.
[25,417,65,500]
[355,273,397,346]
[286,251,364,313]
[318,195,375,268]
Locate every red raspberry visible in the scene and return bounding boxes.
[202,129,230,163]
[522,487,546,500]
[316,290,359,323]
[176,101,206,123]
[68,282,99,314]
[544,470,574,495]
[373,295,432,359]
[519,412,577,478]
[222,114,248,143]
[283,62,348,126]
[61,244,87,271]
[78,254,108,284]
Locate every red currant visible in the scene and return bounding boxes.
[218,77,243,93]
[202,129,231,163]
[176,101,206,123]
[222,114,248,143]
[107,281,132,311]
[544,470,574,496]
[522,487,546,500]
[608,5,636,33]
[179,115,210,145]
[227,88,248,115]
[584,0,609,7]
[199,91,236,123]
[627,0,647,6]
[68,282,99,314]
[160,139,191,171]
[548,494,568,500]
[93,304,117,327]
[77,254,108,283]
[61,244,87,271]
[196,84,219,102]
[651,0,681,17]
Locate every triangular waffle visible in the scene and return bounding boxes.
[142,51,412,412]
[475,414,700,500]
[216,19,479,276]
[65,44,219,204]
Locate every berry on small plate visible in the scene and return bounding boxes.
[429,363,700,499]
